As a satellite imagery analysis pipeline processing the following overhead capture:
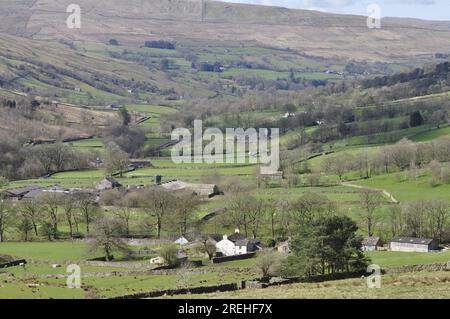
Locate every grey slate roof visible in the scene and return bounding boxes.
[4,186,38,197]
[22,189,45,199]
[235,239,249,247]
[362,236,382,246]
[390,237,435,245]
[228,232,247,242]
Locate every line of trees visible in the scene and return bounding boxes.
[0,142,98,181]
[318,137,450,182]
[99,188,200,239]
[0,192,98,242]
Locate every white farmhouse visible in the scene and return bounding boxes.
[215,229,260,256]
[215,235,247,256]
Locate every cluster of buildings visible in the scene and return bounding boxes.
[95,176,222,199]
[362,236,440,253]
[214,229,261,257]
[172,229,262,258]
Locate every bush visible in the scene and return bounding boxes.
[160,244,180,267]
[99,190,121,206]
[255,251,284,278]
[429,177,439,188]
[265,239,276,248]
[109,39,119,46]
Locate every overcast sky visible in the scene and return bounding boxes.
[221,0,450,21]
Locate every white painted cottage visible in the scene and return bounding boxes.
[215,229,261,257]
[215,235,247,256]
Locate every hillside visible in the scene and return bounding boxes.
[3,0,450,303]
[1,0,450,63]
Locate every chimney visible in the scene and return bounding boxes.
[223,235,228,240]
[235,228,240,234]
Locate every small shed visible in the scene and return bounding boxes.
[150,257,164,265]
[174,236,189,246]
[390,237,439,253]
[362,236,383,252]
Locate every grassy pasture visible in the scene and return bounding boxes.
[0,241,88,262]
[368,251,450,268]
[355,170,450,202]
[0,241,258,299]
[171,271,450,299]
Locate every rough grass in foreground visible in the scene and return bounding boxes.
[165,271,450,299]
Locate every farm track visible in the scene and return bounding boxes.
[341,181,400,204]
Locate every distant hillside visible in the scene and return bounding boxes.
[1,0,450,63]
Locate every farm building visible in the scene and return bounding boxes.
[3,186,91,201]
[362,236,383,252]
[129,160,152,169]
[282,112,296,118]
[216,235,247,256]
[174,236,189,246]
[2,186,40,200]
[215,229,261,257]
[96,177,122,191]
[161,180,221,197]
[259,166,283,180]
[390,237,439,253]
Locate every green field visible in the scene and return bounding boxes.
[172,271,450,299]
[0,241,258,299]
[368,251,450,268]
[355,171,450,202]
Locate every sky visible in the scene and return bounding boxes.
[221,0,450,21]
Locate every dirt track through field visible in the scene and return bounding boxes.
[341,181,400,204]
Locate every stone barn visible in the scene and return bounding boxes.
[390,237,439,253]
[96,177,122,191]
[161,180,221,198]
[362,236,383,252]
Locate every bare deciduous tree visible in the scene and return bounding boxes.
[87,216,131,261]
[196,236,217,260]
[255,251,285,278]
[104,142,130,178]
[73,192,97,235]
[358,189,383,236]
[38,192,63,240]
[173,191,199,236]
[139,188,175,239]
[0,198,12,242]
